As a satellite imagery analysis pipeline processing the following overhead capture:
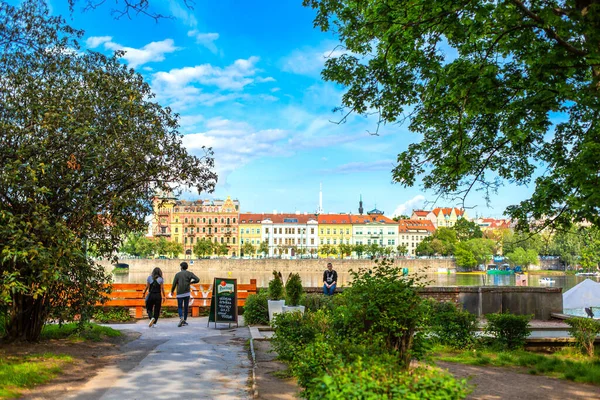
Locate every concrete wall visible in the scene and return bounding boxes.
[418,286,563,320]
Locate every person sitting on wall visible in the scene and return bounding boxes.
[323,262,337,296]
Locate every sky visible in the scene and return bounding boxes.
[41,0,535,219]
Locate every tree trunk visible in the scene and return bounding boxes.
[5,292,48,342]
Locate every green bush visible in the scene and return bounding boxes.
[331,258,427,369]
[429,301,478,349]
[243,289,269,325]
[484,313,531,349]
[92,307,131,323]
[291,337,341,388]
[268,271,284,300]
[304,356,471,400]
[272,309,331,362]
[566,317,600,357]
[302,293,334,312]
[285,273,304,306]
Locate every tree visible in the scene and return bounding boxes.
[353,243,366,258]
[505,247,539,269]
[258,241,269,257]
[216,243,230,257]
[120,232,155,258]
[338,243,353,259]
[393,215,409,221]
[503,231,545,255]
[396,244,408,256]
[319,244,335,258]
[242,241,256,257]
[0,1,216,342]
[454,245,478,270]
[465,238,496,266]
[415,237,434,256]
[194,238,214,258]
[164,241,183,258]
[366,243,382,258]
[453,219,483,242]
[304,0,600,231]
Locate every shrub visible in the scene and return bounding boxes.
[285,273,303,306]
[302,293,333,312]
[484,313,531,349]
[271,309,331,362]
[243,289,269,325]
[268,271,284,300]
[331,258,427,369]
[304,356,471,400]
[429,301,478,349]
[566,317,600,357]
[291,337,341,388]
[92,307,131,323]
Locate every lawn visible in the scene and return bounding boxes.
[432,345,600,385]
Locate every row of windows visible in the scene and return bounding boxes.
[182,217,237,225]
[184,236,237,244]
[320,228,351,235]
[265,227,314,235]
[241,239,262,245]
[320,239,352,245]
[270,238,315,245]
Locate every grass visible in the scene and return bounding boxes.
[41,322,122,342]
[432,345,600,385]
[0,353,73,399]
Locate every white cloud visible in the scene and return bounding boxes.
[392,195,426,218]
[271,87,281,93]
[86,37,178,68]
[169,0,197,27]
[86,36,112,48]
[182,118,291,180]
[256,76,276,83]
[187,30,219,53]
[281,44,348,76]
[153,56,259,91]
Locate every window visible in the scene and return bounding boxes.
[185,218,188,223]
[197,218,200,223]
[327,229,330,234]
[227,237,230,243]
[333,239,337,245]
[233,238,236,244]
[333,229,336,234]
[221,237,224,243]
[175,228,178,233]
[327,239,330,244]
[320,229,324,234]
[265,228,269,234]
[241,239,244,244]
[233,218,236,223]
[185,227,188,233]
[346,229,350,234]
[203,218,206,223]
[367,239,371,245]
[311,238,315,245]
[311,228,315,234]
[320,239,324,245]
[227,218,230,224]
[185,237,188,244]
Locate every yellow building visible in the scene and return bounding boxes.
[239,213,264,257]
[317,214,352,257]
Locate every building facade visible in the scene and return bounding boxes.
[317,214,353,256]
[350,214,399,249]
[397,219,436,256]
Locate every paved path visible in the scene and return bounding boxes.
[69,317,252,400]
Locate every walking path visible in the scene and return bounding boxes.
[68,317,252,400]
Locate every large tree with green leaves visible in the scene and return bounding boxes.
[0,1,216,341]
[304,0,600,231]
[120,232,156,258]
[453,219,483,242]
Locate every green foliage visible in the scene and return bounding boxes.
[428,301,478,349]
[333,258,427,369]
[271,309,331,363]
[303,0,600,231]
[352,243,366,257]
[0,0,216,342]
[455,238,495,269]
[285,273,303,306]
[305,357,470,400]
[338,243,353,259]
[241,241,256,257]
[566,317,600,357]
[92,307,132,323]
[268,271,284,300]
[0,353,73,399]
[505,247,539,269]
[120,232,155,258]
[453,219,483,242]
[193,238,214,258]
[242,290,269,325]
[319,244,335,257]
[454,245,478,269]
[258,241,269,256]
[417,228,457,256]
[301,293,334,313]
[484,313,532,350]
[40,322,122,342]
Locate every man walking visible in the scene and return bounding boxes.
[170,261,200,327]
[323,262,337,296]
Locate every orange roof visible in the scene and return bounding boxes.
[432,207,464,217]
[412,210,430,216]
[397,219,435,233]
[350,214,397,224]
[318,214,352,224]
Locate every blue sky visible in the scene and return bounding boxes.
[45,0,534,218]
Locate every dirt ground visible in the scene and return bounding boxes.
[0,331,140,400]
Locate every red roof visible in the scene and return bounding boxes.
[412,210,430,216]
[397,219,435,233]
[318,214,352,224]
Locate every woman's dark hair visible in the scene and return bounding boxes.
[152,267,163,280]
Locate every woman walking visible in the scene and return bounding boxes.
[142,267,166,327]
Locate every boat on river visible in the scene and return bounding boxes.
[540,277,555,284]
[486,264,514,275]
[575,272,600,277]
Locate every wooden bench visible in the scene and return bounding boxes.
[96,279,257,319]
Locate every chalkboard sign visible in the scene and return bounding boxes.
[208,277,238,327]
